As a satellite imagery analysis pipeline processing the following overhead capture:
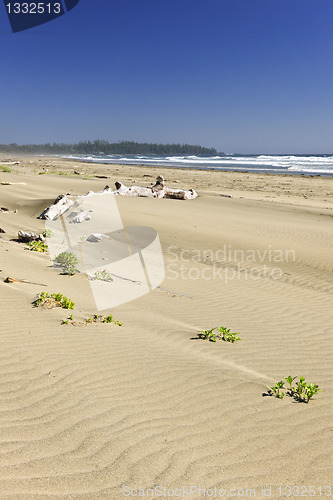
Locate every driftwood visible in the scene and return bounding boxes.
[0,207,16,213]
[115,176,198,200]
[2,161,20,165]
[114,181,161,198]
[4,276,47,286]
[39,194,74,220]
[38,175,197,219]
[18,230,44,242]
[0,228,5,233]
[1,182,26,186]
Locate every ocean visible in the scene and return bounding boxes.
[61,154,333,177]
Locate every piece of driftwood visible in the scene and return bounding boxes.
[4,276,47,286]
[38,175,197,219]
[18,230,45,242]
[2,161,20,165]
[0,207,17,214]
[151,175,165,193]
[114,181,161,198]
[1,182,26,186]
[0,228,5,233]
[114,176,198,200]
[39,194,74,220]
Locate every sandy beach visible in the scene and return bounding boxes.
[0,155,332,499]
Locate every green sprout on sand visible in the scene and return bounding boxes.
[197,326,241,343]
[0,166,12,173]
[42,229,54,238]
[86,314,122,325]
[216,326,242,343]
[285,375,297,392]
[34,292,75,309]
[197,328,218,342]
[63,314,122,327]
[90,270,113,282]
[26,240,48,253]
[270,376,322,403]
[271,380,285,399]
[54,251,80,275]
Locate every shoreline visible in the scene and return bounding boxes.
[2,152,333,177]
[1,154,332,210]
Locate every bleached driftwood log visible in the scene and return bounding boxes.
[114,176,197,200]
[38,175,197,219]
[114,181,161,198]
[39,194,74,220]
[18,231,44,242]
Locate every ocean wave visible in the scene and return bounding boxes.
[59,154,333,176]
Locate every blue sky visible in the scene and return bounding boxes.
[1,0,333,153]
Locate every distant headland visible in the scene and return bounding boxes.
[0,140,218,156]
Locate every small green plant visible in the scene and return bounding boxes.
[26,240,48,253]
[197,328,218,342]
[0,165,12,173]
[86,314,122,326]
[271,380,285,399]
[35,292,75,309]
[269,376,322,403]
[294,376,322,403]
[216,326,242,343]
[197,326,241,343]
[61,314,74,325]
[42,229,54,238]
[102,314,113,323]
[285,375,297,393]
[54,251,80,275]
[91,270,113,282]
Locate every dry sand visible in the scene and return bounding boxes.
[0,156,332,499]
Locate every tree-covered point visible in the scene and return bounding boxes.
[0,140,218,156]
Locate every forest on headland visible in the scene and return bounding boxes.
[0,140,218,156]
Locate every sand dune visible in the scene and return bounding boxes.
[0,157,332,498]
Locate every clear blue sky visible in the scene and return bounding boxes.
[1,0,333,153]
